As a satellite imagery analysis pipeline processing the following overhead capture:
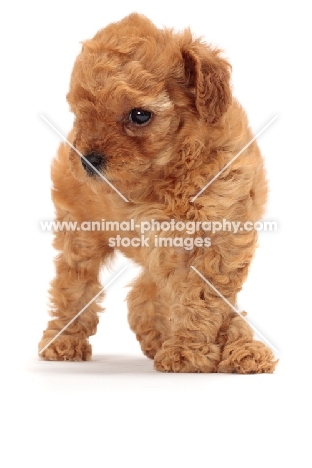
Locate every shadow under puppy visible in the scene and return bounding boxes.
[39,13,278,373]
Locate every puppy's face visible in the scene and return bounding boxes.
[66,14,231,199]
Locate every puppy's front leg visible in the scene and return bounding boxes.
[152,243,277,373]
[153,264,225,373]
[39,219,113,361]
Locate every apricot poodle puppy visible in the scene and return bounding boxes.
[39,13,277,373]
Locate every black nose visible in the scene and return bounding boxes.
[81,153,104,175]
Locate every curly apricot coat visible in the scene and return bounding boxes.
[39,13,277,373]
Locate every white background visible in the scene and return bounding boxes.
[1,1,311,467]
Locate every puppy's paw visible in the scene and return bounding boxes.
[154,338,220,373]
[38,334,92,361]
[136,329,164,360]
[217,340,278,374]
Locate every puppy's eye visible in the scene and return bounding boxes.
[129,109,152,125]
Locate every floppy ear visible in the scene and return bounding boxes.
[182,40,232,124]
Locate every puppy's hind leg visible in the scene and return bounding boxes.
[38,221,114,361]
[127,271,171,359]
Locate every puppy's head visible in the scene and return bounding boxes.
[66,13,231,198]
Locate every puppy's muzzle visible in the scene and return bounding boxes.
[81,152,105,175]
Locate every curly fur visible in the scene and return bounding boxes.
[39,13,278,373]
